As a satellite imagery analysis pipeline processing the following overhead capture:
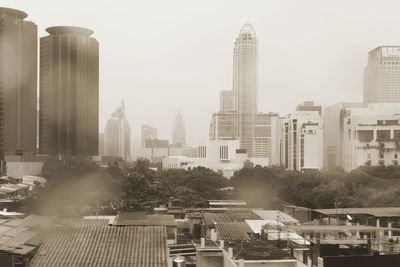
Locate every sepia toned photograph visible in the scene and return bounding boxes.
[1,0,400,266]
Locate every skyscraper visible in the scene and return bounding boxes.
[39,26,99,156]
[172,111,186,148]
[141,125,157,147]
[104,101,131,161]
[0,8,37,158]
[233,23,258,157]
[220,90,234,112]
[364,46,400,104]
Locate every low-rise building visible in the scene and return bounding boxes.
[5,154,49,178]
[324,103,400,171]
[162,139,252,178]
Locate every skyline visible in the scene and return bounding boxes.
[3,0,400,146]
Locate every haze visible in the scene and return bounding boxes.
[3,0,400,146]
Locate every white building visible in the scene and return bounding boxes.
[324,103,400,171]
[103,101,131,161]
[280,102,323,171]
[162,139,252,178]
[364,46,400,104]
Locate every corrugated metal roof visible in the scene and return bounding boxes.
[252,210,299,224]
[114,212,177,226]
[202,210,262,226]
[313,207,400,217]
[0,215,49,255]
[30,219,168,267]
[215,222,253,241]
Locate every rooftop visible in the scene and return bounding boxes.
[202,210,262,227]
[114,211,177,226]
[46,26,94,36]
[313,207,400,218]
[227,240,294,261]
[208,200,247,206]
[287,224,400,232]
[215,222,253,241]
[0,215,50,256]
[0,7,27,19]
[253,210,299,225]
[31,219,168,267]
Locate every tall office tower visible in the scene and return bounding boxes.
[39,26,99,156]
[233,23,258,157]
[220,90,234,112]
[364,46,400,104]
[104,101,131,160]
[141,124,157,147]
[172,111,186,148]
[0,8,37,160]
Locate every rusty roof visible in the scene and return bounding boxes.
[30,219,168,267]
[215,222,253,241]
[202,210,262,226]
[114,211,177,226]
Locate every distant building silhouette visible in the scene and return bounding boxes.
[104,101,131,161]
[364,46,400,103]
[141,124,157,147]
[39,26,99,156]
[172,111,186,148]
[0,8,37,161]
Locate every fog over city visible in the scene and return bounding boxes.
[4,0,400,145]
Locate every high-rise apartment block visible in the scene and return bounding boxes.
[39,26,99,156]
[364,46,400,104]
[280,102,323,171]
[0,8,37,158]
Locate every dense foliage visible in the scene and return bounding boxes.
[28,158,400,216]
[30,158,229,216]
[230,165,400,209]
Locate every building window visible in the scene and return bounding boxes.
[358,130,373,142]
[377,130,391,141]
[385,120,399,125]
[395,154,398,159]
[219,146,228,160]
[367,154,371,159]
[379,153,384,159]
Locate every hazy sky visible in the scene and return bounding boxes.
[3,0,400,146]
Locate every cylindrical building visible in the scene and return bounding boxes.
[0,7,37,160]
[39,26,99,156]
